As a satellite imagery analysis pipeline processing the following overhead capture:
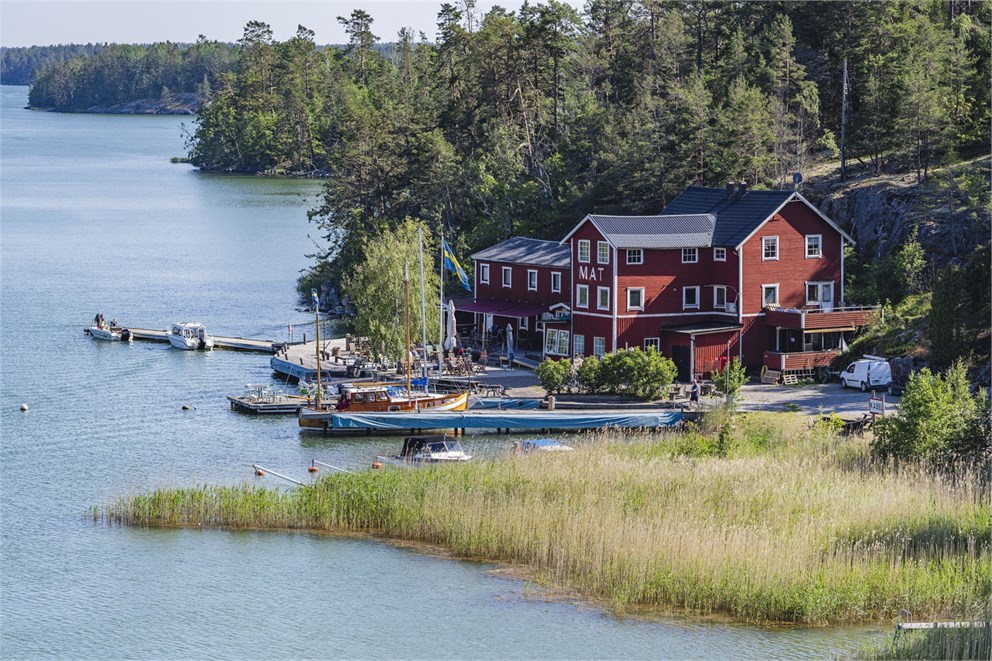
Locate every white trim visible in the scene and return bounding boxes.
[713,247,726,261]
[501,266,512,288]
[805,234,823,259]
[573,333,585,357]
[577,239,591,263]
[713,285,727,310]
[761,283,780,307]
[519,315,529,330]
[551,271,562,293]
[572,310,615,319]
[576,284,589,308]
[597,241,610,265]
[682,285,700,309]
[597,285,611,311]
[682,247,698,264]
[592,336,607,358]
[626,248,643,265]
[479,263,490,284]
[761,236,779,261]
[840,238,846,303]
[527,269,538,291]
[644,337,660,351]
[626,287,645,311]
[615,311,738,319]
[733,192,855,249]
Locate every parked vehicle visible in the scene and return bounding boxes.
[840,355,892,392]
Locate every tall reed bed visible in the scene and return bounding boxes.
[102,415,990,624]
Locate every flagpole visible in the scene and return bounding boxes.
[417,228,429,382]
[439,232,445,376]
[405,263,412,399]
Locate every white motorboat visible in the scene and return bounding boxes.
[517,438,574,453]
[167,322,214,351]
[88,325,132,342]
[376,435,472,466]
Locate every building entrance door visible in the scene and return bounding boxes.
[672,345,691,382]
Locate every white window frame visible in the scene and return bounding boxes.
[762,283,780,307]
[713,285,727,310]
[573,334,585,357]
[597,286,610,311]
[576,284,589,309]
[713,247,727,262]
[502,266,512,288]
[626,287,644,311]
[535,321,545,333]
[551,271,561,293]
[644,337,660,352]
[593,336,606,358]
[545,328,559,355]
[682,247,698,264]
[805,281,834,305]
[597,241,610,264]
[805,234,822,259]
[527,269,538,291]
[479,263,490,284]
[577,240,590,263]
[626,249,643,265]
[519,316,529,331]
[762,236,779,261]
[683,285,700,310]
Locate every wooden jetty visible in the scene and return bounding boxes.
[299,409,683,435]
[84,326,278,353]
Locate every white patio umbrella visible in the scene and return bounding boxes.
[506,323,514,362]
[444,299,458,350]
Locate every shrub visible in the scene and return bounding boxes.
[712,358,749,407]
[575,355,602,393]
[535,357,571,395]
[598,347,677,400]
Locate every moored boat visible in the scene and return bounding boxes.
[298,384,469,429]
[167,322,213,350]
[383,434,473,464]
[88,325,132,342]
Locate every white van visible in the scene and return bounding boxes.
[840,355,892,391]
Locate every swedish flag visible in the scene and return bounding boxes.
[442,239,472,291]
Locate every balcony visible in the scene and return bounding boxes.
[763,350,842,372]
[764,305,881,330]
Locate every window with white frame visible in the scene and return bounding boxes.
[527,269,538,291]
[593,336,606,358]
[806,281,834,305]
[519,315,528,330]
[805,234,822,258]
[479,263,490,284]
[597,241,610,264]
[682,247,698,263]
[577,240,590,263]
[762,236,779,260]
[551,271,561,293]
[576,284,589,308]
[535,321,545,333]
[644,337,660,351]
[627,249,643,265]
[544,328,570,356]
[762,284,779,307]
[597,286,610,311]
[683,285,700,309]
[627,287,644,310]
[573,334,585,357]
[557,329,569,355]
[502,266,512,288]
[713,285,727,310]
[714,247,727,261]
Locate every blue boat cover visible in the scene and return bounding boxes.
[328,410,681,430]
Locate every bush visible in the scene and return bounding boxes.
[575,355,602,393]
[872,361,990,466]
[598,347,677,400]
[535,358,571,395]
[712,358,749,406]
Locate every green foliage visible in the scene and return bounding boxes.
[535,357,571,395]
[712,358,749,399]
[574,355,602,393]
[597,348,678,400]
[872,362,989,466]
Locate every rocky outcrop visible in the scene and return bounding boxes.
[67,92,199,115]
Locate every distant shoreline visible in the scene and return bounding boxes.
[27,92,198,115]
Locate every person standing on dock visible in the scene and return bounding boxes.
[690,380,700,410]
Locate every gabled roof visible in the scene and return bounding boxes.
[559,214,716,249]
[471,237,570,268]
[660,186,855,247]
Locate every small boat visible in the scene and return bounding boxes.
[167,322,213,351]
[384,435,473,464]
[88,325,132,342]
[518,438,574,453]
[299,383,469,429]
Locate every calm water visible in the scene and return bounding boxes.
[0,85,886,659]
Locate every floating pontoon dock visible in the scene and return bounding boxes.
[84,326,278,352]
[300,409,683,435]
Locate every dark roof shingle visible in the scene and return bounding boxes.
[660,186,794,247]
[471,236,570,267]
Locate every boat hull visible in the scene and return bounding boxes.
[299,391,470,429]
[89,327,131,342]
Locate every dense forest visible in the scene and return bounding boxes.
[24,38,237,110]
[181,2,989,285]
[1,44,110,85]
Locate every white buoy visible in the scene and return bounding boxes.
[19,404,28,412]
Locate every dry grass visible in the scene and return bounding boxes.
[101,413,990,625]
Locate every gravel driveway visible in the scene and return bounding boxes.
[727,380,898,415]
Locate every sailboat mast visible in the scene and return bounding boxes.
[438,233,445,376]
[404,262,412,398]
[417,228,429,381]
[314,295,321,410]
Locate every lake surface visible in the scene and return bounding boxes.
[0,85,887,659]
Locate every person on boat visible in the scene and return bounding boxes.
[94,312,104,329]
[110,318,117,328]
[336,393,350,411]
[690,379,700,409]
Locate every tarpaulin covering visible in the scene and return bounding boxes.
[328,410,682,430]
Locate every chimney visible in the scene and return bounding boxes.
[736,181,748,197]
[725,181,735,197]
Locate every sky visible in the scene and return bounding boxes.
[2,0,584,48]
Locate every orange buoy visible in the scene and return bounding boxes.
[308,465,319,473]
[372,461,383,470]
[255,469,265,476]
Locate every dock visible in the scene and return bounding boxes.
[84,326,279,352]
[299,409,683,434]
